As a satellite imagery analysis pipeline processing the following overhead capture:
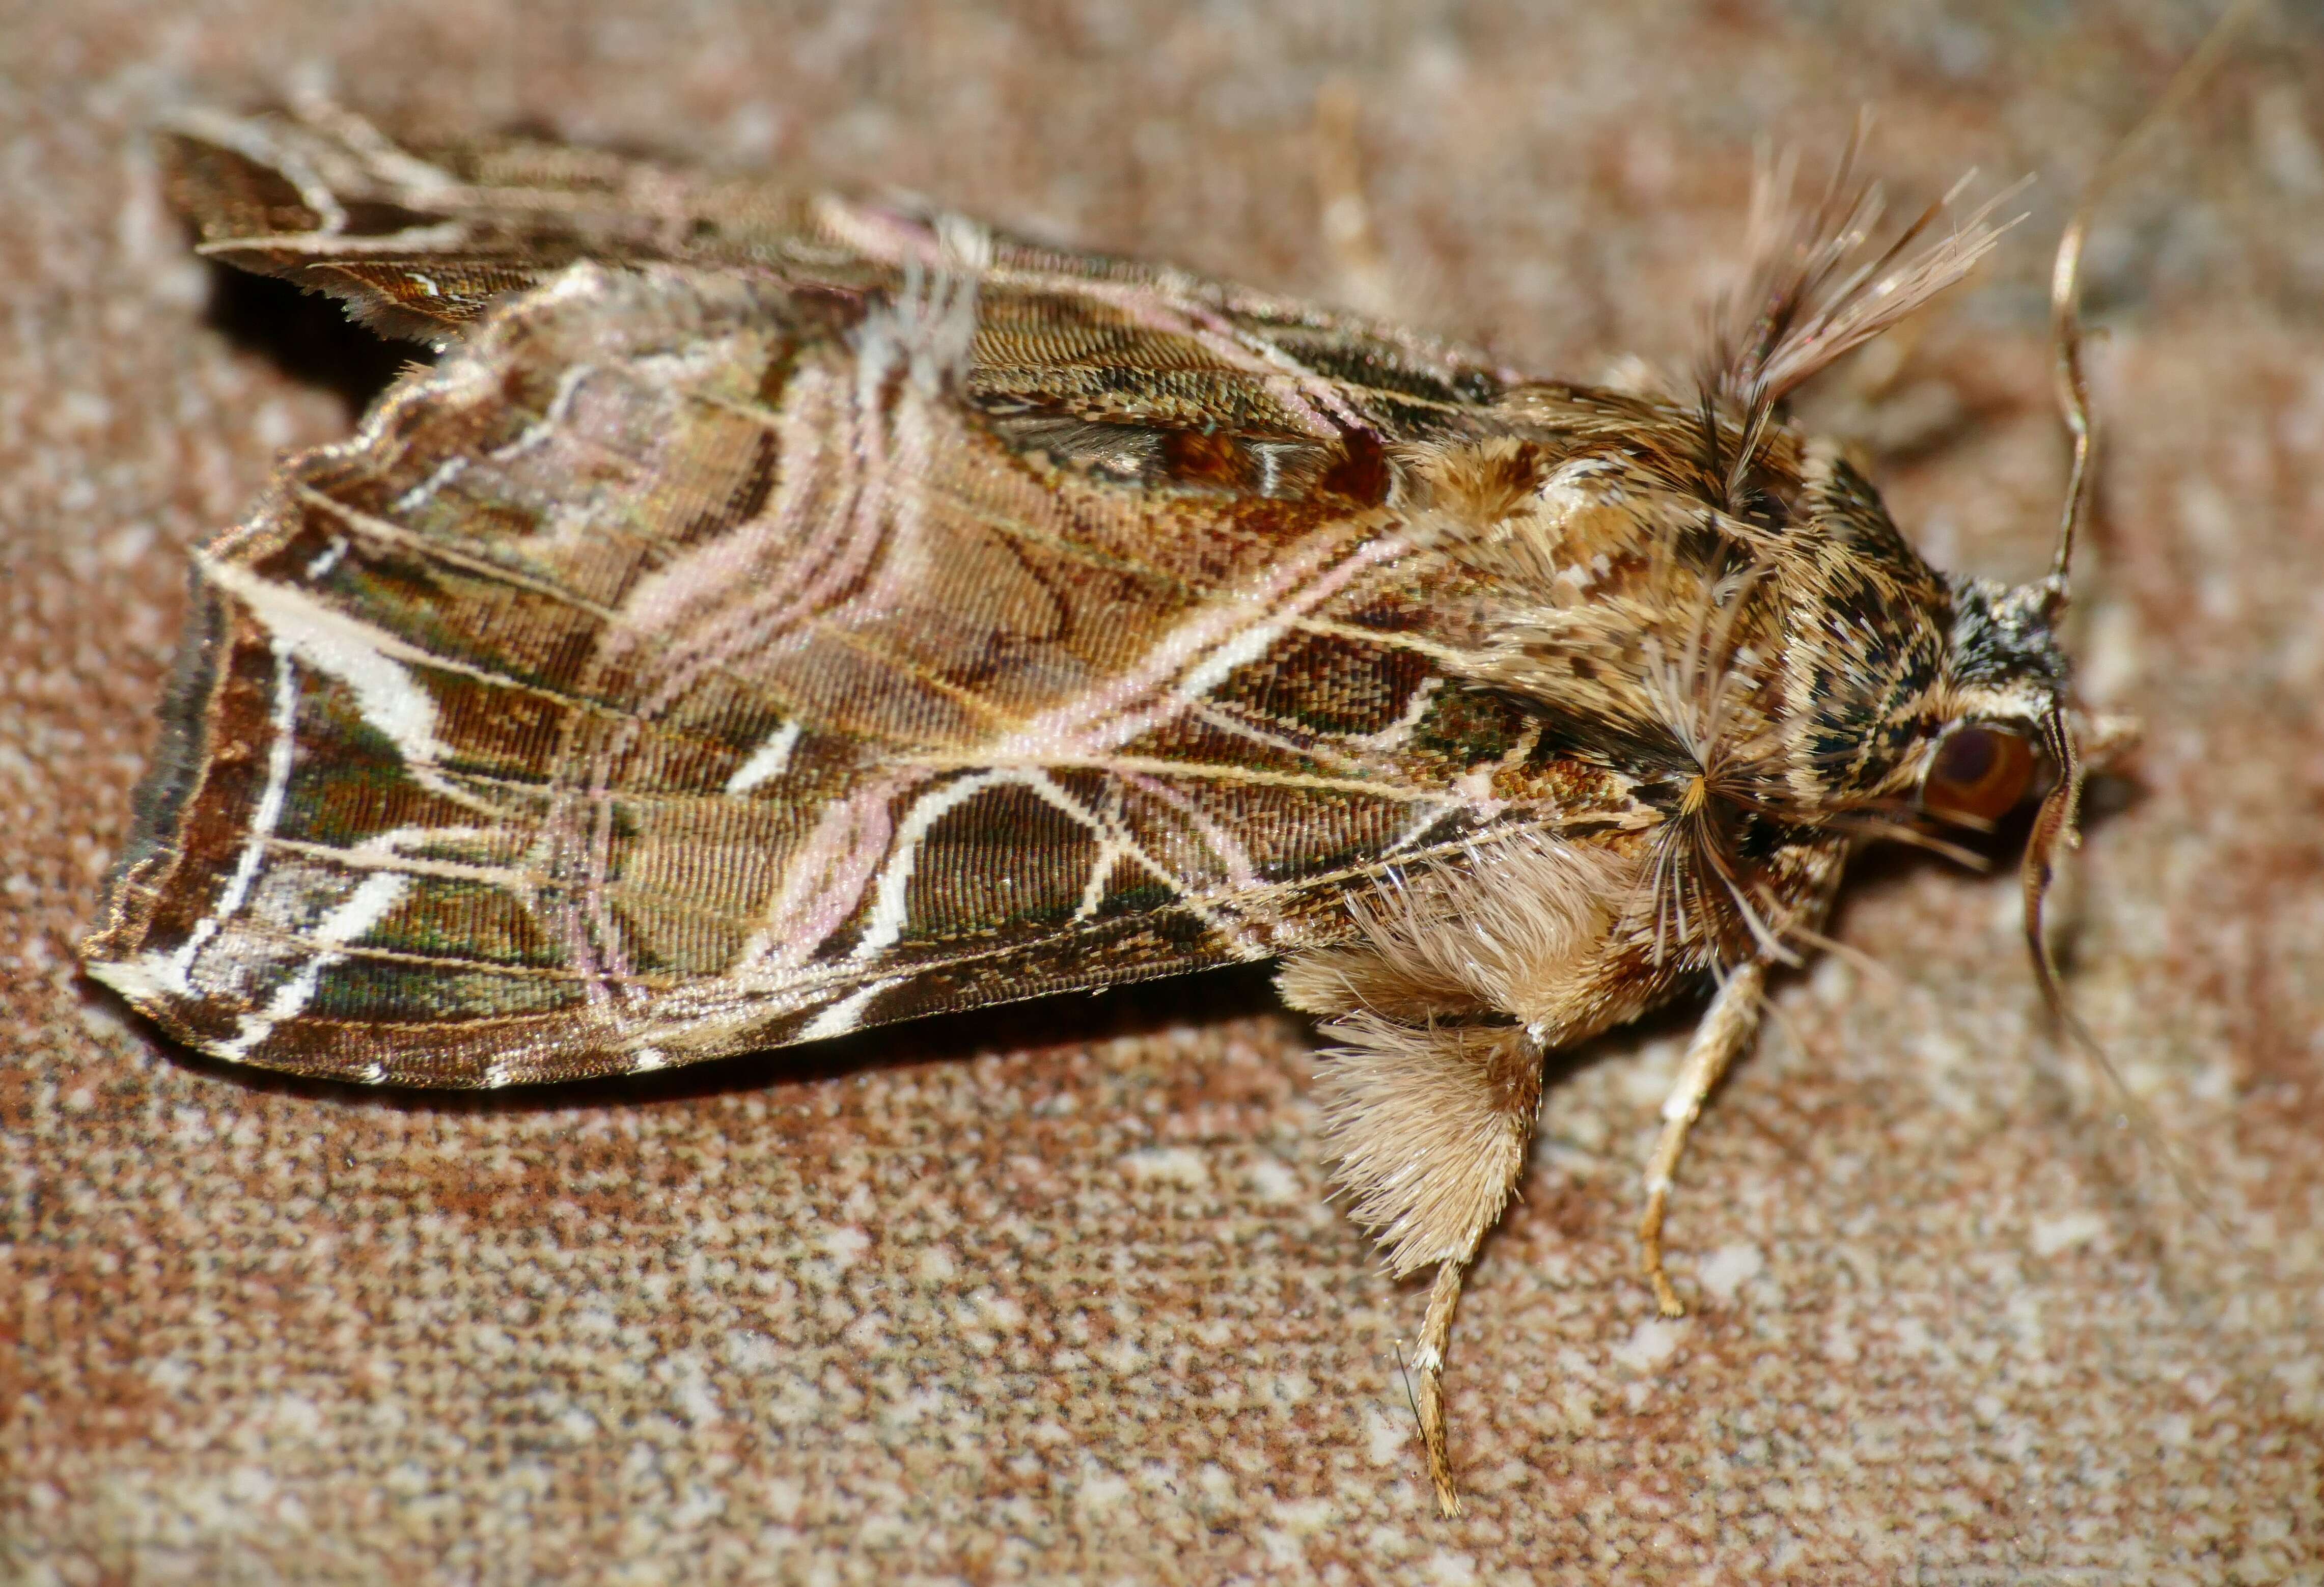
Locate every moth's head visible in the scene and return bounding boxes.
[1923,570,2102,1015]
[1917,574,2071,831]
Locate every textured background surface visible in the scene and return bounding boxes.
[5,2,2321,1582]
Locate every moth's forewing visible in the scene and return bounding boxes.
[88,171,1627,1085]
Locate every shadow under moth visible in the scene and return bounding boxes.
[82,90,2172,1514]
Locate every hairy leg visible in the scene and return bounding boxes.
[1637,961,1767,1317]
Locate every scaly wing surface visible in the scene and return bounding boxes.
[90,116,1637,1083]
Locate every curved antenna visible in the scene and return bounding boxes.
[2026,4,2257,1225]
[2049,0,2260,587]
[2020,710,2086,1025]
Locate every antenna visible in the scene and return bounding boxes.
[2024,1,2257,1226]
[2048,0,2261,588]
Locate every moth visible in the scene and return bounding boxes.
[83,100,2116,1515]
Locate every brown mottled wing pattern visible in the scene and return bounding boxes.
[87,112,1635,1086]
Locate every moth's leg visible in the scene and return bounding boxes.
[1412,1256,1471,1518]
[1278,849,1623,1517]
[1637,960,1768,1318]
[1320,1019,1540,1518]
[1280,994,1543,1519]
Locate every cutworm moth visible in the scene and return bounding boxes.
[84,97,2141,1514]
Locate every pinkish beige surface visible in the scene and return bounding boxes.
[4,3,2321,1583]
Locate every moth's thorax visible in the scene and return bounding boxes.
[1371,402,2078,984]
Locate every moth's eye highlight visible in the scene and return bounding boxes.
[1923,724,2036,823]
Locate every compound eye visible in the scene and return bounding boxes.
[1923,724,2036,823]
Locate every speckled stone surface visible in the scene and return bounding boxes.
[5,3,2321,1582]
